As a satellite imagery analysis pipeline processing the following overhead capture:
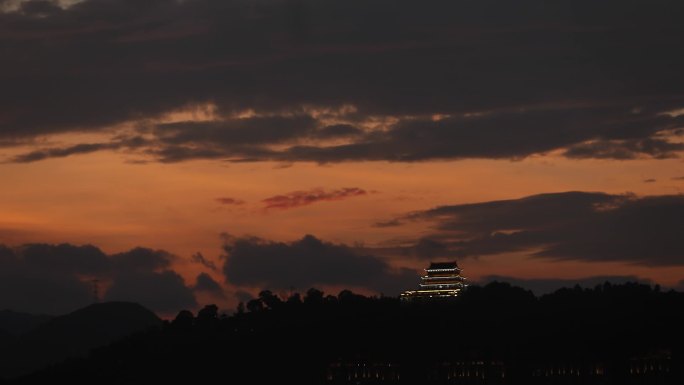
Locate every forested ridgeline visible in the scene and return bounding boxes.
[9,282,684,384]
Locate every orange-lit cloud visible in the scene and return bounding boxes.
[262,187,368,210]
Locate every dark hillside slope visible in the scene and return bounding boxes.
[0,311,52,336]
[1,302,161,378]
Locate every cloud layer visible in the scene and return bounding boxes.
[393,192,684,265]
[0,243,196,314]
[262,187,368,210]
[1,0,683,163]
[222,234,416,295]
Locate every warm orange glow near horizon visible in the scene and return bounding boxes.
[2,137,684,311]
[2,0,684,321]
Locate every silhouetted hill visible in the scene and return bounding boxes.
[0,310,52,380]
[0,302,162,379]
[9,283,684,384]
[0,329,13,347]
[0,310,52,336]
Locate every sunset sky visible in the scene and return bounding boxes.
[1,0,683,315]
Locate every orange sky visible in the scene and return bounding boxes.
[2,0,684,318]
[2,141,683,301]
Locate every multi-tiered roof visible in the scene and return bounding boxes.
[400,261,467,301]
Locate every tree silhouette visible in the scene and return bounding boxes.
[304,288,324,304]
[6,281,684,385]
[245,298,263,313]
[171,309,194,330]
[258,290,282,310]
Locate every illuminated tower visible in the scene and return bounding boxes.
[400,261,467,301]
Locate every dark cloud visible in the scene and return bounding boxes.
[411,238,449,260]
[564,138,684,160]
[104,270,197,313]
[479,275,650,296]
[18,243,110,275]
[410,191,616,233]
[7,135,147,163]
[0,243,196,314]
[222,234,416,295]
[644,178,657,183]
[0,269,92,315]
[262,187,367,210]
[144,115,319,162]
[279,110,684,163]
[110,247,174,273]
[402,192,684,265]
[190,252,217,271]
[1,0,683,163]
[0,244,14,261]
[18,0,63,16]
[234,290,254,303]
[215,197,244,206]
[144,109,684,163]
[0,244,101,314]
[9,142,120,163]
[153,116,317,146]
[311,124,364,139]
[373,219,402,228]
[193,272,225,297]
[673,176,684,181]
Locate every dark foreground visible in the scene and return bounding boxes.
[5,282,684,384]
